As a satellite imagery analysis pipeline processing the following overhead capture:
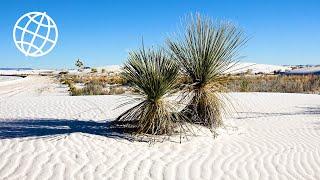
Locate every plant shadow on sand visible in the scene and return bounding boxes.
[1,106,318,140]
[0,118,135,141]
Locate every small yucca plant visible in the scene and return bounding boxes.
[114,46,186,136]
[167,14,247,129]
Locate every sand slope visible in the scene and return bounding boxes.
[0,77,320,180]
[0,76,68,98]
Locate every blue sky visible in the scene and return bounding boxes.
[0,0,319,69]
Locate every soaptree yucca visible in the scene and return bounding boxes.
[167,14,247,129]
[114,46,187,136]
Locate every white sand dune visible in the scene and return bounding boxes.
[0,69,57,76]
[95,63,290,75]
[0,76,68,98]
[227,62,291,74]
[0,76,319,180]
[57,62,291,74]
[0,62,289,76]
[285,66,320,75]
[0,76,22,83]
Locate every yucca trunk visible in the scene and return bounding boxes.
[183,87,223,129]
[138,100,175,135]
[115,98,178,135]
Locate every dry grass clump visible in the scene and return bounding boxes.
[113,46,189,136]
[167,14,247,129]
[109,86,126,95]
[61,75,126,85]
[91,68,98,73]
[60,78,73,87]
[59,74,128,96]
[227,75,320,93]
[105,76,127,85]
[81,81,107,95]
[69,81,107,96]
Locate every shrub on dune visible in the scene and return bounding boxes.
[82,80,106,95]
[167,14,247,129]
[114,46,187,136]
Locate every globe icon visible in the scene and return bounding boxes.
[13,12,58,57]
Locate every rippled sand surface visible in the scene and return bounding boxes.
[0,76,319,180]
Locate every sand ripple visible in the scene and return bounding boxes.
[0,77,320,179]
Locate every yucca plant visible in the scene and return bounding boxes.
[167,14,247,129]
[113,46,186,136]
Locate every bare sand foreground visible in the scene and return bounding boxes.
[0,76,319,180]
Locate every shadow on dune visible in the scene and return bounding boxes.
[311,121,320,130]
[1,106,319,140]
[235,105,320,119]
[0,118,134,140]
[303,106,320,115]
